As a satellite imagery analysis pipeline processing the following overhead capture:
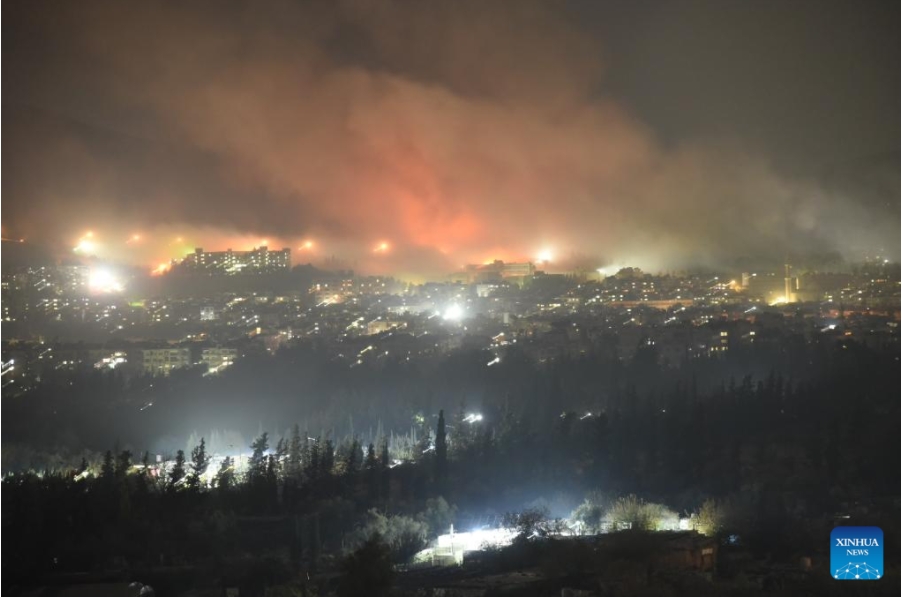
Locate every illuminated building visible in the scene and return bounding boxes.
[784,263,795,304]
[178,246,290,275]
[142,348,191,375]
[201,347,238,372]
[456,260,536,285]
[740,272,784,302]
[366,319,405,335]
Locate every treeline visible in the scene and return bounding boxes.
[2,334,898,591]
[1,421,450,592]
[5,324,896,463]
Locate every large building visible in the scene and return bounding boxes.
[178,246,291,275]
[201,347,238,373]
[142,348,192,376]
[455,260,536,285]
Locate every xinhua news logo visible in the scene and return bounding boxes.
[831,526,883,580]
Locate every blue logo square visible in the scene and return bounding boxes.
[831,526,883,580]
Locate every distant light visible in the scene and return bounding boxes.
[537,249,553,263]
[299,240,314,250]
[73,238,97,254]
[443,304,463,321]
[374,241,390,253]
[89,268,124,293]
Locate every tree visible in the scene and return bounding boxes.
[306,438,320,481]
[570,491,613,534]
[502,506,550,538]
[248,432,269,482]
[169,450,186,489]
[344,438,360,475]
[344,510,429,563]
[365,443,378,470]
[435,409,447,479]
[606,495,678,531]
[115,450,132,479]
[322,438,335,476]
[287,424,303,480]
[364,443,379,499]
[418,497,456,537]
[187,437,210,491]
[136,451,152,493]
[336,535,394,596]
[100,450,115,481]
[274,437,287,478]
[378,436,391,503]
[379,436,390,469]
[214,457,234,491]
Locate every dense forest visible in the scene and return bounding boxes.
[2,333,898,594]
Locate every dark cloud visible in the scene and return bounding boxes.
[3,0,897,276]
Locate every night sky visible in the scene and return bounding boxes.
[3,0,898,276]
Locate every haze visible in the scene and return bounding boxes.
[3,0,898,277]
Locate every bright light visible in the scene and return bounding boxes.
[89,268,124,293]
[73,238,97,254]
[74,231,99,253]
[463,413,483,423]
[127,234,142,244]
[436,527,515,551]
[443,304,463,321]
[151,263,171,276]
[374,241,390,253]
[536,249,553,263]
[596,264,623,277]
[299,240,314,250]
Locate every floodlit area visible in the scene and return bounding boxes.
[415,513,690,567]
[416,526,518,566]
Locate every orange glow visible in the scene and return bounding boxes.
[374,241,390,253]
[127,233,142,244]
[299,240,314,250]
[74,234,98,253]
[151,262,171,276]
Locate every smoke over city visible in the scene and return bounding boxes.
[4,1,897,276]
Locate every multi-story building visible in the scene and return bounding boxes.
[178,246,291,275]
[142,348,192,375]
[366,319,406,335]
[201,347,238,373]
[455,260,536,285]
